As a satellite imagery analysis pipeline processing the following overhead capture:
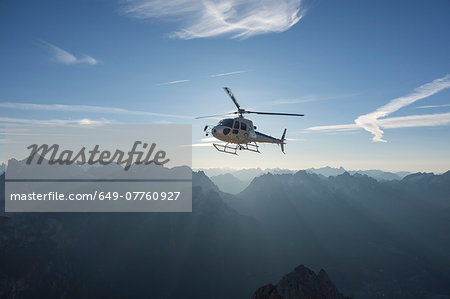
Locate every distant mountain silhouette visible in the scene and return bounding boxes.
[304,166,348,177]
[210,173,249,194]
[200,167,411,185]
[252,265,350,299]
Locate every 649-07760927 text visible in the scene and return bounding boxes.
[9,191,182,201]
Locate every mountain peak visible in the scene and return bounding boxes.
[192,171,220,193]
[402,172,434,182]
[252,264,350,299]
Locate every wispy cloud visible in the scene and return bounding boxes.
[355,75,450,142]
[210,70,250,77]
[271,93,359,105]
[306,75,450,142]
[201,137,218,142]
[157,70,249,86]
[0,117,109,125]
[38,39,98,65]
[272,98,315,105]
[307,112,450,132]
[192,143,216,147]
[122,0,304,39]
[415,103,450,109]
[0,102,193,119]
[179,137,221,147]
[378,112,450,129]
[306,124,359,132]
[157,79,190,86]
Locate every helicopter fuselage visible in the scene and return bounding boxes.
[208,117,282,145]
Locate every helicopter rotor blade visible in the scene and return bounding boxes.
[195,112,238,119]
[245,111,304,117]
[224,87,241,110]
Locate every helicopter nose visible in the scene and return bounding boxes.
[212,127,218,137]
[212,126,230,138]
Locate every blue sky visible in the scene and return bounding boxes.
[1,0,449,172]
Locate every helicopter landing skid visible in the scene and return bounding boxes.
[213,142,260,155]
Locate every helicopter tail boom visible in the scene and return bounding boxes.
[254,129,287,153]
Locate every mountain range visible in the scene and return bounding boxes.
[203,166,411,194]
[1,166,450,298]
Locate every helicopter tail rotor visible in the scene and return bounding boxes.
[280,128,287,154]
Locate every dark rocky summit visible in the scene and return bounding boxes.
[252,265,350,299]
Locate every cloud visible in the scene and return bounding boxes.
[210,70,250,77]
[0,117,110,125]
[201,137,218,142]
[157,79,190,86]
[355,75,450,142]
[178,137,223,147]
[0,102,193,119]
[122,0,304,39]
[378,112,450,129]
[307,112,450,132]
[306,75,450,142]
[271,93,359,105]
[38,39,98,65]
[306,123,359,132]
[191,143,216,147]
[415,103,450,109]
[272,98,316,105]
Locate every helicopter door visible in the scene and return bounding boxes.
[232,121,239,134]
[240,122,248,139]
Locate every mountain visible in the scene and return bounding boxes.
[1,169,450,298]
[305,166,347,177]
[224,168,266,182]
[252,265,350,299]
[200,167,411,184]
[0,171,279,298]
[210,173,249,194]
[193,170,220,192]
[348,169,401,181]
[201,168,294,182]
[395,171,411,178]
[305,166,410,180]
[199,167,264,182]
[226,170,450,298]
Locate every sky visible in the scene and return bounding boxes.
[1,0,449,172]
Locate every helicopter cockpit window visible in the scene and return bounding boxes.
[233,121,240,129]
[218,119,234,128]
[241,122,247,131]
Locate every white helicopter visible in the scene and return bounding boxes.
[197,88,304,155]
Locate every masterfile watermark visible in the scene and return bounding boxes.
[4,124,192,212]
[26,141,170,170]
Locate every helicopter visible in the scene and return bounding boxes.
[197,87,304,155]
